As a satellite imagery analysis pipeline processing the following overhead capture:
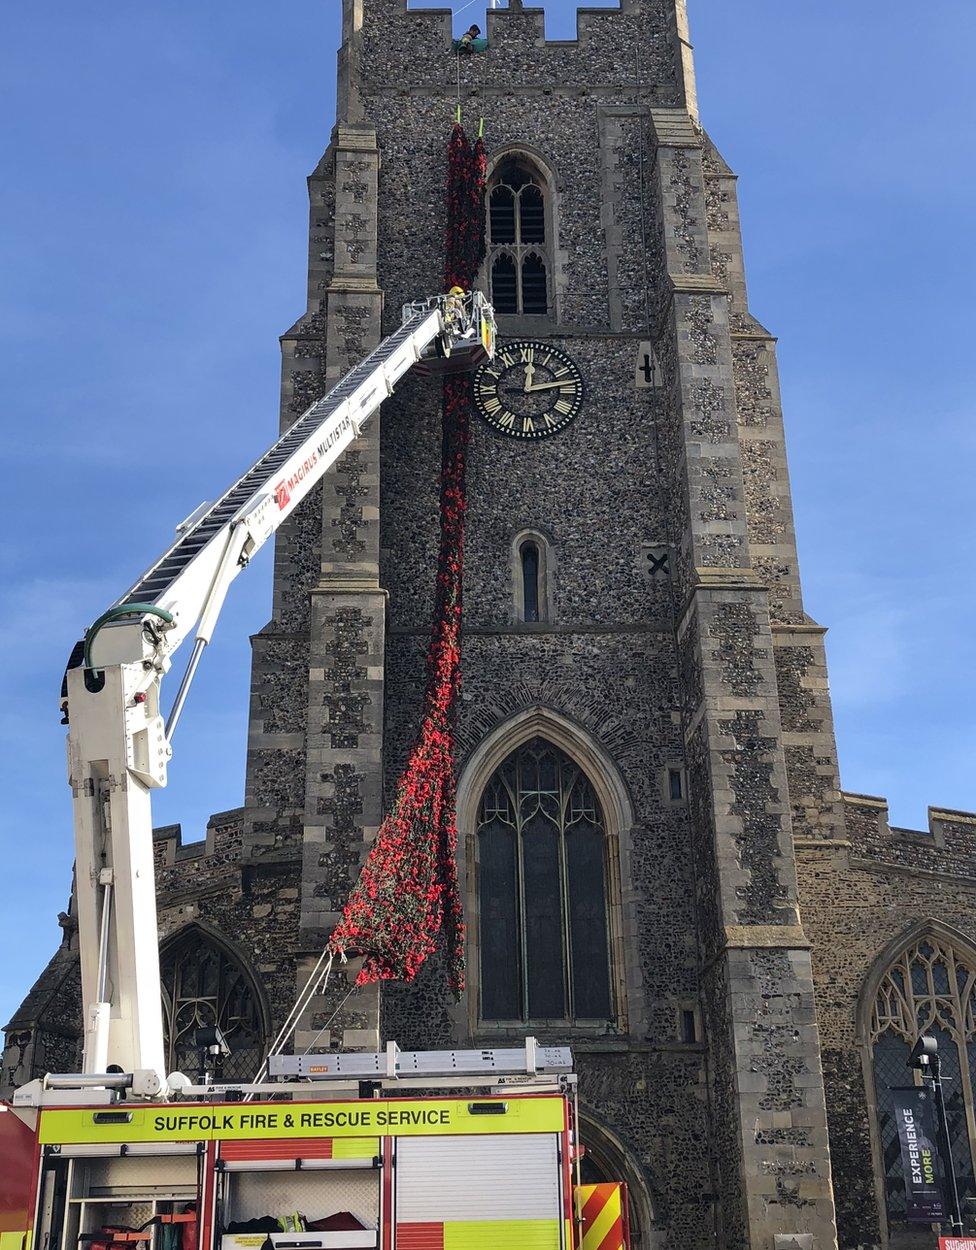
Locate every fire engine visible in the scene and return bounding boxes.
[0,293,631,1250]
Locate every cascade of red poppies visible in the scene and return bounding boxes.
[329,124,487,994]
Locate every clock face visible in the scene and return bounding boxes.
[473,340,584,440]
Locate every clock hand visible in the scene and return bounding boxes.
[523,361,535,392]
[525,379,571,393]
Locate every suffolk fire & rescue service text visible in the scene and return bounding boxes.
[152,1107,452,1134]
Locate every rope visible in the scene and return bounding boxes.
[247,949,336,1093]
[300,981,359,1057]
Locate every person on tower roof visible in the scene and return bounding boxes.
[457,24,481,53]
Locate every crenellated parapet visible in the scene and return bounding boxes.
[841,791,976,878]
[341,1,695,108]
[153,807,247,870]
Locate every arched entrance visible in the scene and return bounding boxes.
[578,1110,654,1248]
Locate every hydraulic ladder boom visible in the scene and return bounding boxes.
[61,293,495,1095]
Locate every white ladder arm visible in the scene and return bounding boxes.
[64,292,495,1086]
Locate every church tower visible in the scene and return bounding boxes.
[240,2,841,1246]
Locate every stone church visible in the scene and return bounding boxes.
[5,4,976,1250]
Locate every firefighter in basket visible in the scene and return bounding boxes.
[444,285,468,336]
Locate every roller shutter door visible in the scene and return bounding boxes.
[395,1133,562,1249]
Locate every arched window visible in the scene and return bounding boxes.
[868,932,976,1223]
[160,928,265,1082]
[486,156,551,317]
[477,738,612,1024]
[513,529,552,623]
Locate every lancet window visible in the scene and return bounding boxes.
[477,738,612,1024]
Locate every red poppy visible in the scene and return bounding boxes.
[329,127,486,994]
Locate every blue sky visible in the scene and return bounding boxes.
[2,0,975,1028]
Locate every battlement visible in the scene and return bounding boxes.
[152,807,249,871]
[402,2,645,45]
[346,0,696,110]
[842,790,976,878]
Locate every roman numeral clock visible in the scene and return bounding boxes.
[474,340,584,439]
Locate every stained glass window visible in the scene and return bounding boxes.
[160,929,265,1082]
[869,934,976,1224]
[477,738,612,1023]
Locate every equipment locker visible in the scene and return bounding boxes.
[393,1133,565,1249]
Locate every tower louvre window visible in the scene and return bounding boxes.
[485,154,551,316]
[521,255,548,315]
[519,185,545,242]
[489,185,516,243]
[491,254,519,315]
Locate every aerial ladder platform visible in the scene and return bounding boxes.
[59,292,495,1094]
[0,288,634,1250]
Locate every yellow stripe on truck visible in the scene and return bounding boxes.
[443,1220,560,1249]
[38,1097,565,1144]
[331,1136,379,1159]
[0,1233,26,1250]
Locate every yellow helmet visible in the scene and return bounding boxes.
[448,285,465,296]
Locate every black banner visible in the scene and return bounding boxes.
[892,1086,946,1223]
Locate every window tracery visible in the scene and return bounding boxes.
[486,156,551,316]
[160,928,265,1082]
[477,738,612,1024]
[868,933,976,1222]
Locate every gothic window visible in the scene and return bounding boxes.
[477,738,612,1023]
[513,529,552,623]
[160,928,265,1082]
[868,933,976,1222]
[487,156,551,316]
